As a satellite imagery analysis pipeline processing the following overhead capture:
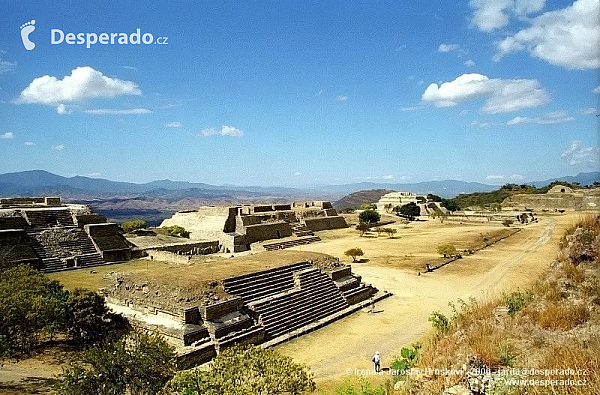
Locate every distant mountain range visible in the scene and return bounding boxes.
[0,169,597,205]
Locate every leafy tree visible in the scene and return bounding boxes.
[383,203,393,213]
[436,244,457,258]
[66,289,129,346]
[427,194,442,202]
[163,225,190,238]
[121,219,147,233]
[344,248,364,262]
[167,345,315,395]
[58,331,176,395]
[441,198,459,212]
[359,209,380,224]
[356,222,370,237]
[398,202,420,220]
[360,203,377,211]
[381,227,397,238]
[0,265,69,356]
[392,205,402,214]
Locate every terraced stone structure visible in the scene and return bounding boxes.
[502,185,600,211]
[160,201,348,253]
[0,197,132,271]
[106,260,389,366]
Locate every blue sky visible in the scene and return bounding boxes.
[1,0,598,186]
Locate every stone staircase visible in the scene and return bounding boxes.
[263,236,321,251]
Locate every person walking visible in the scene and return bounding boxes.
[372,351,381,372]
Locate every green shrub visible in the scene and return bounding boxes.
[504,290,533,316]
[162,225,190,238]
[121,219,147,233]
[429,311,450,333]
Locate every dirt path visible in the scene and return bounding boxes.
[275,216,570,385]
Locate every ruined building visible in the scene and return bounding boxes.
[0,197,132,272]
[160,201,348,252]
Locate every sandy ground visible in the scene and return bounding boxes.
[274,214,574,387]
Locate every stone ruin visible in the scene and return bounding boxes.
[160,201,348,253]
[105,259,391,366]
[502,184,600,212]
[0,197,132,272]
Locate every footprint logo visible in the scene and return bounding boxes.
[20,20,36,51]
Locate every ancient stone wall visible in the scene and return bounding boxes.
[201,297,244,321]
[502,188,600,211]
[303,216,348,231]
[244,222,293,243]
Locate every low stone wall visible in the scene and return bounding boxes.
[150,240,219,254]
[244,222,293,243]
[329,266,352,281]
[177,343,217,369]
[303,216,348,231]
[85,223,121,236]
[102,248,132,262]
[75,214,107,227]
[183,306,202,325]
[202,297,244,321]
[0,216,29,230]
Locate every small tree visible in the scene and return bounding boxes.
[344,248,364,262]
[436,244,457,258]
[384,203,393,213]
[502,219,514,227]
[356,222,370,237]
[121,219,147,233]
[382,227,397,238]
[399,202,421,220]
[359,209,380,224]
[360,203,377,211]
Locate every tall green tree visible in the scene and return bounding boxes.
[359,209,380,224]
[398,202,420,220]
[167,345,315,395]
[57,331,176,395]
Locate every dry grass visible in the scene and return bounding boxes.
[533,303,590,331]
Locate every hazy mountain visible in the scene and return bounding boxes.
[333,189,394,210]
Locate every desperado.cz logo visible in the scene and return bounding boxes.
[19,20,168,50]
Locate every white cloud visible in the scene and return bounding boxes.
[85,172,102,177]
[51,144,65,151]
[561,140,600,167]
[1,132,14,139]
[121,66,138,71]
[84,108,151,115]
[494,0,600,69]
[486,175,505,180]
[507,111,575,125]
[471,120,493,128]
[315,89,323,97]
[381,175,395,180]
[510,174,525,180]
[438,43,461,53]
[24,141,35,146]
[336,95,348,102]
[579,107,598,115]
[594,86,600,94]
[294,171,302,176]
[164,121,182,128]
[421,73,549,113]
[401,105,424,112]
[0,57,16,75]
[464,59,476,67]
[469,0,546,32]
[200,125,244,137]
[56,103,72,115]
[16,66,140,106]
